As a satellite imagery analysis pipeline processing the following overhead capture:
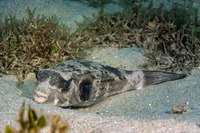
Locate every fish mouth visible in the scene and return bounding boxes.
[33,91,48,103]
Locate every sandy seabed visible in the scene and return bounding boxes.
[0,48,200,132]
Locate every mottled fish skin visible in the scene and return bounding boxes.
[33,59,186,107]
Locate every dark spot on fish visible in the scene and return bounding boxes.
[50,76,71,92]
[67,64,75,69]
[38,70,71,92]
[196,124,200,128]
[77,60,92,68]
[55,63,66,67]
[49,78,56,85]
[84,70,91,74]
[0,30,2,39]
[101,65,125,80]
[93,66,98,70]
[36,71,50,81]
[79,79,93,101]
[66,64,82,72]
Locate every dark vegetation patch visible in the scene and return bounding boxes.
[88,0,113,8]
[0,1,200,80]
[77,1,200,73]
[0,8,89,79]
[76,0,114,8]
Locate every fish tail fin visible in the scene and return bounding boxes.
[143,71,187,86]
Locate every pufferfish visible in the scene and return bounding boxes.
[33,59,186,108]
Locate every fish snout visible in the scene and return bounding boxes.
[33,91,48,103]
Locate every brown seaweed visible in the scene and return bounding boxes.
[0,8,88,79]
[77,1,200,73]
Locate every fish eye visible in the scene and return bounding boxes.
[63,80,71,91]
